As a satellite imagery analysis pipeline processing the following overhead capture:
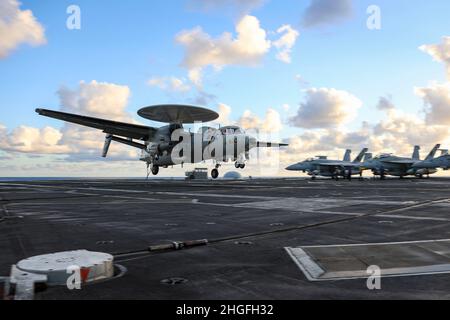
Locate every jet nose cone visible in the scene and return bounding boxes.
[286,164,299,171]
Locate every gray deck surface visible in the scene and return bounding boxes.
[1,177,450,299]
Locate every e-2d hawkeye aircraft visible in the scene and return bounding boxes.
[362,144,441,179]
[36,105,288,179]
[285,148,368,180]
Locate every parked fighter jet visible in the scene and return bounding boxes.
[36,105,288,179]
[411,149,450,177]
[363,144,441,179]
[286,148,368,180]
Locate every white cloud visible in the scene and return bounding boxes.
[415,82,450,125]
[238,108,283,133]
[57,80,132,122]
[282,115,450,168]
[372,108,449,151]
[0,0,46,58]
[289,87,362,129]
[176,15,271,86]
[376,95,395,111]
[188,68,203,87]
[273,25,299,63]
[212,103,283,133]
[282,100,450,168]
[302,0,353,28]
[420,36,450,80]
[0,81,139,160]
[176,15,301,86]
[56,81,138,160]
[0,125,70,154]
[215,103,233,125]
[148,76,191,92]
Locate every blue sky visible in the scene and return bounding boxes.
[1,0,450,176]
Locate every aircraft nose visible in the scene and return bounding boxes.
[286,164,300,171]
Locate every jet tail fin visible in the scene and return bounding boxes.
[364,153,373,161]
[440,149,449,156]
[425,144,441,160]
[343,149,351,162]
[412,145,420,161]
[353,148,369,163]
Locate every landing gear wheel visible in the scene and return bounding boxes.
[211,169,219,179]
[235,162,240,169]
[239,163,246,169]
[151,165,159,176]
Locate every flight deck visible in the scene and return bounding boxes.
[1,177,450,299]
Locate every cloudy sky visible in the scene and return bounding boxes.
[0,0,450,177]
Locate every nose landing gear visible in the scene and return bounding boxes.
[146,163,160,179]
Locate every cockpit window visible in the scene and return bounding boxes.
[374,154,391,160]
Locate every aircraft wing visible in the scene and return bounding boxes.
[36,108,157,141]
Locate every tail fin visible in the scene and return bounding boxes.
[343,149,351,162]
[353,148,369,163]
[440,149,449,156]
[425,144,441,160]
[364,153,373,161]
[412,145,420,161]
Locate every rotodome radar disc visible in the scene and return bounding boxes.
[138,104,219,124]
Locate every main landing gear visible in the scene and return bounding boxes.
[211,163,221,180]
[234,161,246,169]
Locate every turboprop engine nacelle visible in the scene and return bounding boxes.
[147,142,174,156]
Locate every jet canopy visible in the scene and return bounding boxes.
[374,153,393,159]
[304,156,327,162]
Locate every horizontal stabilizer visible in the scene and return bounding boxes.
[257,142,289,148]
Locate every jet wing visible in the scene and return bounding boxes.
[36,108,157,141]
